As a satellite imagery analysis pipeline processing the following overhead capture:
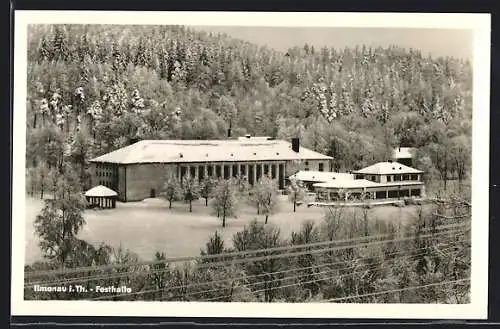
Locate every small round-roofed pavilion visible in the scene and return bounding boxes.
[85,185,118,209]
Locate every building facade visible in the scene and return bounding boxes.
[90,137,333,202]
[290,161,425,202]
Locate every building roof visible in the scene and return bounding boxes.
[289,171,354,183]
[352,161,423,175]
[85,185,118,197]
[90,139,332,165]
[313,179,380,189]
[392,147,416,159]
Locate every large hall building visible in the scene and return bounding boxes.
[89,137,333,202]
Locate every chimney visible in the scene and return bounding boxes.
[291,137,300,153]
[227,128,232,138]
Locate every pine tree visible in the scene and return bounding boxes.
[38,37,52,62]
[52,26,70,61]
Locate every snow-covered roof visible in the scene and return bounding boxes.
[84,185,118,197]
[288,171,354,183]
[313,179,380,189]
[353,161,423,175]
[90,139,332,164]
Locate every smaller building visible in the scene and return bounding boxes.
[291,161,425,202]
[85,185,118,209]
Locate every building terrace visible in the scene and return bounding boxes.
[291,160,426,202]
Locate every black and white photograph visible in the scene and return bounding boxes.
[11,11,490,319]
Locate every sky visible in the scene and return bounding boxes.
[193,26,473,60]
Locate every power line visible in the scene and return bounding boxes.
[89,244,467,301]
[201,248,470,302]
[25,224,468,281]
[204,275,470,303]
[26,229,469,288]
[173,252,432,302]
[326,278,470,302]
[25,222,469,278]
[91,248,436,301]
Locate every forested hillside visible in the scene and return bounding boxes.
[24,25,472,303]
[26,24,472,192]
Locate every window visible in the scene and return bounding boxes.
[305,168,310,171]
[318,163,324,172]
[387,175,392,182]
[305,161,309,166]
[394,175,402,182]
[402,174,409,181]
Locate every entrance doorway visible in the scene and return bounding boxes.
[150,188,156,198]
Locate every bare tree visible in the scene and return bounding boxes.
[160,173,182,209]
[287,178,307,212]
[212,179,238,228]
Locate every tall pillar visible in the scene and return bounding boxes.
[385,189,389,199]
[245,163,249,181]
[194,166,199,182]
[253,163,257,185]
[278,162,284,189]
[229,163,233,178]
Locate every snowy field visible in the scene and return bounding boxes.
[24,195,420,265]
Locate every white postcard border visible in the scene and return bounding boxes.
[11,11,491,319]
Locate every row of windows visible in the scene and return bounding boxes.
[387,174,419,182]
[97,171,114,177]
[357,174,420,182]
